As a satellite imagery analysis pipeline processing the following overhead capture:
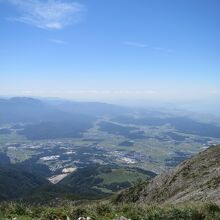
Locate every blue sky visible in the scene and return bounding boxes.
[0,0,219,106]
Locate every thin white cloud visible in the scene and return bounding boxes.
[50,39,67,44]
[124,41,148,48]
[124,41,173,53]
[6,0,84,29]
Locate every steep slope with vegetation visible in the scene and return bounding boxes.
[59,164,156,199]
[0,166,49,201]
[116,145,220,205]
[0,163,156,202]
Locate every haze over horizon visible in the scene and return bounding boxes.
[0,0,219,112]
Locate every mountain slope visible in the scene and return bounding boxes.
[116,145,220,205]
[0,165,49,201]
[58,164,156,199]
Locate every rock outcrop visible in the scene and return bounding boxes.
[116,145,220,205]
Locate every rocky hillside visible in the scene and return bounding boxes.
[116,145,220,205]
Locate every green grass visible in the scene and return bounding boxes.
[0,201,220,220]
[99,169,148,185]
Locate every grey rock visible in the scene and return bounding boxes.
[114,216,131,220]
[117,145,220,205]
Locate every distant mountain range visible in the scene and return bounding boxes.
[0,97,131,140]
[1,97,220,140]
[0,97,130,125]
